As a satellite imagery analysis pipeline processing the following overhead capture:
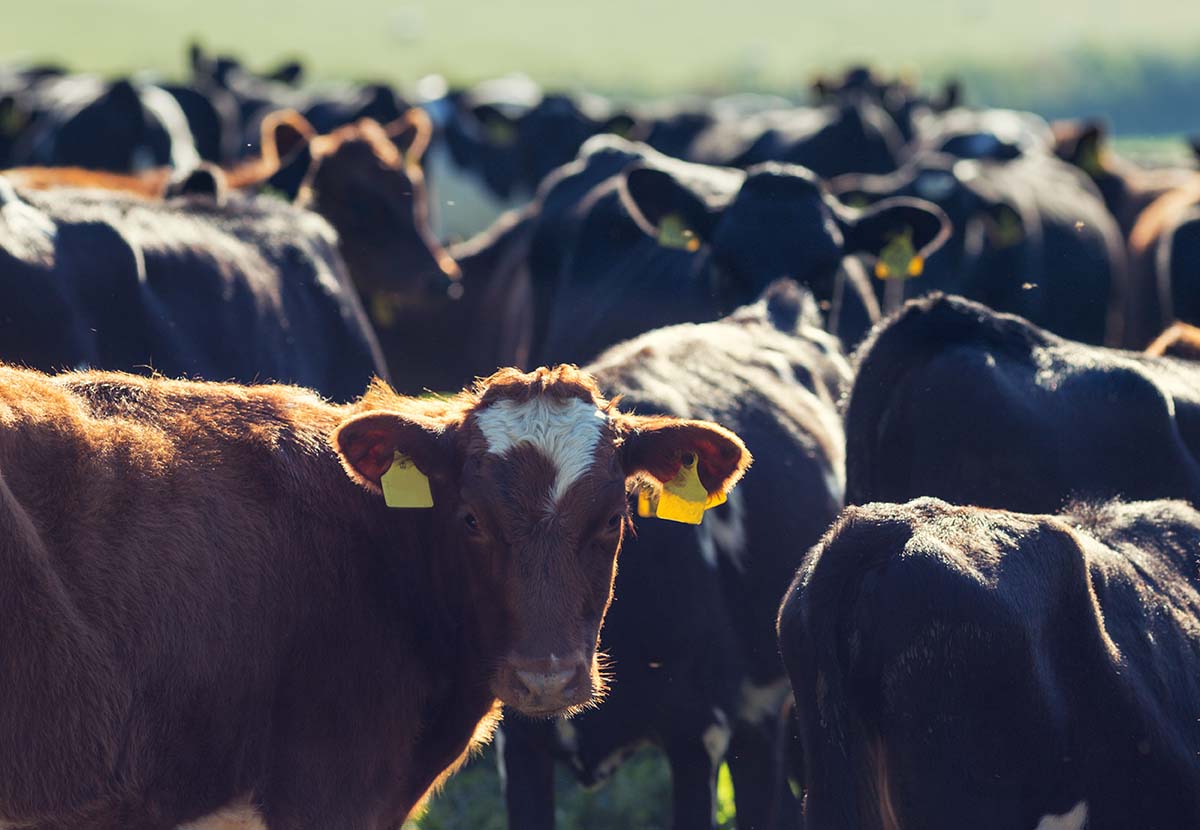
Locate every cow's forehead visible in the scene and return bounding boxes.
[473,396,612,503]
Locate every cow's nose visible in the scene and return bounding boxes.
[515,667,576,699]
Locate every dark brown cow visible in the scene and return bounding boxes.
[0,363,748,829]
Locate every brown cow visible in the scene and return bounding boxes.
[1128,178,1200,345]
[0,362,748,829]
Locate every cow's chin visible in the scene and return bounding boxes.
[492,655,602,719]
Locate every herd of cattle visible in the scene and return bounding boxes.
[0,45,1198,830]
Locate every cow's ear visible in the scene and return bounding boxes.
[839,196,951,270]
[387,108,433,168]
[267,60,305,86]
[260,110,315,167]
[333,410,454,494]
[1059,120,1107,176]
[619,165,720,252]
[614,414,750,500]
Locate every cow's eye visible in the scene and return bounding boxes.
[463,512,480,533]
[607,513,623,530]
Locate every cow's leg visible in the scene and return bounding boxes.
[726,718,800,830]
[499,718,557,830]
[663,710,730,830]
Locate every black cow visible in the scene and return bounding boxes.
[810,65,961,144]
[421,76,637,241]
[522,136,947,366]
[778,496,1200,830]
[501,281,849,830]
[831,152,1126,344]
[910,106,1054,162]
[843,294,1200,513]
[0,176,385,402]
[6,76,199,173]
[660,98,905,178]
[161,81,241,165]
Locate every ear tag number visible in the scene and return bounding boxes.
[658,213,701,252]
[381,451,433,509]
[874,227,923,280]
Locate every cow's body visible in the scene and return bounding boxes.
[777,496,1200,830]
[501,283,849,830]
[844,294,1200,512]
[0,363,749,829]
[0,178,385,401]
[0,369,492,829]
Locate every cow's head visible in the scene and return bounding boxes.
[620,160,950,301]
[279,110,460,307]
[306,111,461,299]
[332,365,750,717]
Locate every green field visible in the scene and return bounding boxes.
[5,0,1200,135]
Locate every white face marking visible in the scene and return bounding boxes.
[179,797,266,830]
[1034,801,1088,830]
[476,397,608,503]
[696,488,747,570]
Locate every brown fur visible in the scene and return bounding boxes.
[1146,322,1200,361]
[0,363,747,829]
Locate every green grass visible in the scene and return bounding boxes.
[405,744,738,830]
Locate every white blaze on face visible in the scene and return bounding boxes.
[1034,801,1088,830]
[476,397,609,503]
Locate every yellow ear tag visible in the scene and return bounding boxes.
[370,293,397,329]
[658,213,701,252]
[875,228,920,281]
[380,451,433,509]
[637,488,655,518]
[654,454,714,525]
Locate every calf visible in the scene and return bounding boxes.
[777,497,1200,830]
[844,293,1200,513]
[0,176,385,402]
[500,282,849,830]
[0,362,748,829]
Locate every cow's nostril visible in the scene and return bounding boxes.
[515,668,575,698]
